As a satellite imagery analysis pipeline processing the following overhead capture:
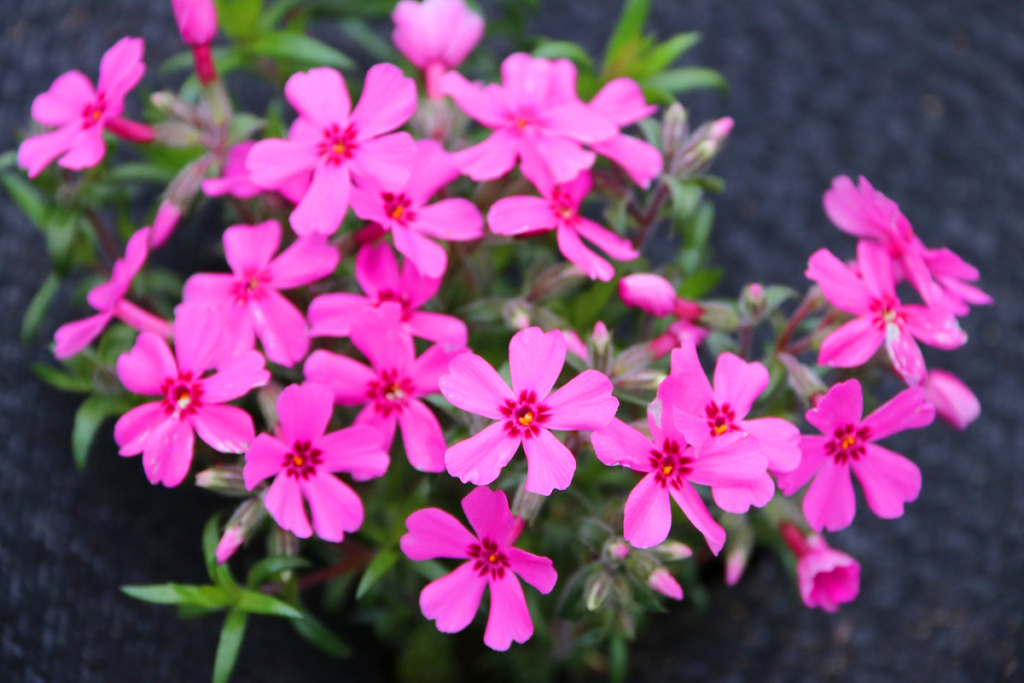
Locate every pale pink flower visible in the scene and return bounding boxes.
[114,304,270,487]
[18,37,152,178]
[202,142,262,200]
[308,240,467,347]
[586,78,662,187]
[172,0,217,46]
[806,241,966,385]
[667,341,801,511]
[780,523,860,612]
[400,487,556,651]
[776,379,934,532]
[392,0,484,98]
[647,568,683,600]
[247,65,417,236]
[488,171,637,281]
[439,327,618,495]
[350,140,483,278]
[305,306,464,472]
[182,219,339,367]
[54,227,171,359]
[923,369,980,430]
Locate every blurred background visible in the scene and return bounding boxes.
[1,1,1020,681]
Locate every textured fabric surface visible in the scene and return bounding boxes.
[1,1,1021,682]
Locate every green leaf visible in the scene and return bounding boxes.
[235,590,302,618]
[33,364,92,393]
[72,394,133,472]
[604,0,650,67]
[246,556,311,589]
[2,173,47,227]
[203,515,240,590]
[213,608,248,683]
[215,0,264,40]
[646,67,728,94]
[291,611,352,658]
[121,583,235,609]
[644,32,700,75]
[533,40,594,73]
[338,19,396,62]
[245,32,354,70]
[677,268,723,299]
[355,548,399,600]
[21,273,60,343]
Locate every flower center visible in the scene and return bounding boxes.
[382,192,415,225]
[283,441,323,479]
[705,401,737,438]
[500,390,550,439]
[161,371,203,417]
[368,368,414,416]
[870,296,903,329]
[518,410,534,427]
[825,424,870,464]
[649,439,693,488]
[318,123,358,166]
[232,269,270,304]
[82,95,106,128]
[468,537,509,579]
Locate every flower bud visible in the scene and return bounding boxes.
[661,103,689,159]
[778,352,827,406]
[605,539,630,561]
[527,263,587,302]
[723,519,754,586]
[153,121,201,148]
[647,568,683,600]
[649,320,708,359]
[502,298,532,330]
[653,541,693,562]
[195,464,248,497]
[923,370,980,430]
[740,282,766,322]
[584,571,613,611]
[780,523,860,613]
[215,496,268,564]
[511,486,546,523]
[699,302,740,332]
[149,200,182,249]
[172,0,218,46]
[619,273,677,317]
[564,330,589,364]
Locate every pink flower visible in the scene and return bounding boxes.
[776,379,934,532]
[400,487,557,651]
[202,142,262,200]
[243,383,389,541]
[586,78,663,187]
[54,227,170,359]
[149,200,182,248]
[439,327,619,495]
[113,304,270,487]
[647,568,683,600]
[247,65,417,236]
[182,219,339,367]
[618,273,701,319]
[488,171,637,281]
[780,523,860,612]
[921,246,993,316]
[649,320,707,359]
[308,240,467,347]
[172,0,217,45]
[392,0,484,98]
[18,37,152,178]
[806,241,966,385]
[304,306,464,472]
[439,53,617,186]
[666,341,801,511]
[923,369,980,430]
[350,140,483,278]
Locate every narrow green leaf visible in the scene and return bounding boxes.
[646,67,728,94]
[2,173,47,227]
[235,590,302,618]
[33,364,92,393]
[213,608,248,683]
[355,548,399,600]
[215,0,264,40]
[21,273,60,343]
[121,583,234,609]
[533,40,594,73]
[677,268,723,299]
[291,611,353,658]
[246,32,354,70]
[72,394,133,472]
[246,556,311,589]
[203,515,239,590]
[604,0,650,65]
[644,32,701,75]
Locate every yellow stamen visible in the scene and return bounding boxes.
[840,436,856,450]
[390,205,404,220]
[515,118,528,129]
[518,411,534,427]
[662,464,674,476]
[332,143,346,155]
[714,423,728,435]
[292,454,305,467]
[91,109,101,122]
[488,554,497,563]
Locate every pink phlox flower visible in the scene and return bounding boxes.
[923,369,980,431]
[202,142,262,200]
[780,523,860,612]
[246,65,417,236]
[243,383,389,541]
[113,303,270,487]
[647,568,684,601]
[400,486,557,651]
[172,0,218,46]
[806,241,967,385]
[350,139,483,278]
[776,378,935,532]
[667,340,801,512]
[304,305,464,472]
[439,327,619,495]
[439,53,618,186]
[308,240,467,347]
[487,171,638,281]
[392,0,484,98]
[182,219,339,367]
[18,37,151,178]
[920,245,993,316]
[586,77,663,187]
[54,227,170,359]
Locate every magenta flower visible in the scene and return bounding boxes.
[806,241,966,385]
[439,53,617,186]
[172,0,217,45]
[149,200,182,249]
[587,78,663,187]
[920,245,993,316]
[439,327,619,495]
[487,171,637,281]
[54,227,170,359]
[780,523,860,613]
[18,37,153,178]
[113,304,270,487]
[304,306,464,472]
[666,341,801,511]
[243,383,389,541]
[923,369,980,431]
[202,142,262,200]
[392,0,484,98]
[400,487,556,651]
[776,379,934,532]
[182,219,339,367]
[350,140,483,278]
[618,273,701,319]
[247,65,417,236]
[308,241,467,347]
[647,568,684,601]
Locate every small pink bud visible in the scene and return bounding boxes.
[781,523,860,612]
[607,540,630,560]
[709,116,735,142]
[149,200,182,248]
[215,527,243,564]
[654,541,693,561]
[923,370,980,430]
[647,568,683,601]
[172,0,218,47]
[619,273,677,316]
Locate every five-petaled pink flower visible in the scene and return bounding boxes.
[305,305,465,472]
[667,341,801,511]
[779,523,860,613]
[247,65,417,236]
[18,37,153,178]
[776,379,934,532]
[439,327,618,495]
[114,304,270,487]
[440,53,617,186]
[243,383,389,541]
[391,0,484,99]
[308,240,467,347]
[807,241,966,385]
[54,227,171,359]
[400,486,557,651]
[487,171,637,281]
[182,219,339,367]
[350,139,483,278]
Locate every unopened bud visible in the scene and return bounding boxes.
[661,103,689,158]
[195,464,248,497]
[502,298,532,330]
[654,541,693,561]
[154,121,201,148]
[614,369,667,393]
[584,571,613,611]
[647,568,684,600]
[149,200,183,249]
[778,352,827,406]
[699,302,741,332]
[740,282,767,322]
[257,382,283,434]
[215,496,268,564]
[723,520,754,587]
[589,321,612,372]
[511,486,546,523]
[527,263,587,302]
[606,539,630,561]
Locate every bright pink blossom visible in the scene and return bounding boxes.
[400,487,556,651]
[586,78,663,187]
[780,523,860,612]
[308,241,467,347]
[647,568,683,600]
[305,306,464,472]
[172,0,217,46]
[18,37,152,178]
[776,379,934,532]
[807,241,966,385]
[114,304,270,487]
[149,200,182,248]
[54,227,170,359]
[488,171,637,281]
[619,273,701,319]
[666,341,801,511]
[202,142,262,200]
[247,65,417,236]
[439,327,618,495]
[350,140,483,278]
[182,219,339,367]
[923,369,980,431]
[392,0,484,98]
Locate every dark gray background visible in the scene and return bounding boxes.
[1,1,1021,681]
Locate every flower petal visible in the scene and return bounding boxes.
[461,486,515,543]
[401,508,476,561]
[268,235,339,289]
[712,353,769,420]
[776,435,829,495]
[440,352,514,419]
[290,161,350,236]
[851,444,922,519]
[117,331,177,395]
[509,327,565,399]
[522,429,576,495]
[316,425,389,481]
[484,573,533,651]
[575,217,638,262]
[591,418,655,472]
[243,433,288,489]
[223,219,280,275]
[818,315,885,370]
[668,481,726,555]
[249,289,310,367]
[54,312,113,360]
[487,196,555,236]
[202,350,269,403]
[542,370,618,431]
[301,472,364,542]
[803,460,856,533]
[445,422,521,486]
[406,311,469,347]
[32,71,95,126]
[805,378,864,435]
[350,63,416,139]
[453,129,519,181]
[114,402,168,456]
[557,225,615,281]
[421,562,487,634]
[308,293,372,338]
[284,67,351,126]
[304,350,376,405]
[805,248,873,314]
[392,225,449,280]
[190,404,255,454]
[624,472,672,548]
[505,548,557,594]
[142,417,195,488]
[398,398,447,473]
[264,474,312,538]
